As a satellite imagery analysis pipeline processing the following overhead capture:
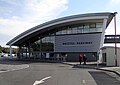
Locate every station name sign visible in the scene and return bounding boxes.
[62,41,92,46]
[55,33,101,52]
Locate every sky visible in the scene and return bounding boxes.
[0,0,120,47]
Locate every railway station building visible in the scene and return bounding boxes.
[7,12,115,62]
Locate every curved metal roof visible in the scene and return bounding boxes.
[6,12,115,46]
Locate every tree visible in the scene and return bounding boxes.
[0,45,2,53]
[5,48,9,53]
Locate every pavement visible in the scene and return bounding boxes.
[0,64,29,73]
[62,62,120,76]
[0,57,29,73]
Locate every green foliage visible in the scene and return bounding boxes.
[0,45,2,53]
[0,45,18,53]
[5,48,10,53]
[0,49,2,53]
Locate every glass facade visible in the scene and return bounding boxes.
[41,36,54,51]
[17,21,103,62]
[31,36,54,52]
[31,22,103,52]
[55,23,102,35]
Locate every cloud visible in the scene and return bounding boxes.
[24,0,68,23]
[109,0,120,6]
[0,0,68,46]
[105,0,120,36]
[0,16,35,36]
[105,0,120,12]
[0,33,12,47]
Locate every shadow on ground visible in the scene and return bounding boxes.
[72,63,107,69]
[89,71,120,85]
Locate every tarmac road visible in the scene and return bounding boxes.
[0,62,120,85]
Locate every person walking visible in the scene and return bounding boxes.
[79,54,83,65]
[83,54,87,65]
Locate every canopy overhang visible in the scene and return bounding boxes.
[6,12,115,46]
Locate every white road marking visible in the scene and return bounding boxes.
[83,80,86,84]
[0,64,29,73]
[33,76,52,85]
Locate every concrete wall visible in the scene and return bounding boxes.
[101,47,120,66]
[118,48,120,66]
[106,48,115,66]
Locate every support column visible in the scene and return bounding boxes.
[10,46,12,58]
[26,47,27,58]
[28,42,31,59]
[21,47,23,59]
[98,19,107,65]
[100,19,107,48]
[39,37,42,58]
[18,46,22,59]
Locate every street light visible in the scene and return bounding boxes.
[113,12,117,66]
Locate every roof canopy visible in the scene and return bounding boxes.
[7,12,115,46]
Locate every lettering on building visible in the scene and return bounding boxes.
[62,42,92,46]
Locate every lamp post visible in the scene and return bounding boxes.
[113,12,117,66]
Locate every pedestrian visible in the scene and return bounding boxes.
[83,54,87,65]
[79,54,83,65]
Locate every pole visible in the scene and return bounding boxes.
[10,46,12,58]
[97,52,99,68]
[114,12,117,66]
[39,37,42,58]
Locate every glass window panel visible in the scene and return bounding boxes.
[90,28,96,32]
[67,28,72,34]
[61,29,67,34]
[78,24,84,28]
[84,28,90,33]
[56,30,62,35]
[96,28,102,32]
[89,23,96,28]
[42,38,46,42]
[96,23,103,28]
[77,28,83,33]
[84,24,89,28]
[72,27,77,34]
[55,23,102,35]
[77,24,84,33]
